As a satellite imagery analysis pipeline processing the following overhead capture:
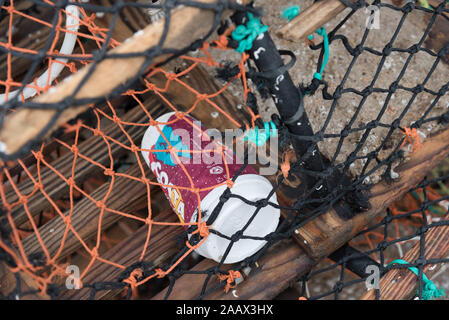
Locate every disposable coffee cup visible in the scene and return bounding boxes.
[141,112,280,263]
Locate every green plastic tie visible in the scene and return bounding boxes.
[308,27,329,81]
[389,259,445,300]
[232,13,269,54]
[244,121,277,147]
[281,5,300,21]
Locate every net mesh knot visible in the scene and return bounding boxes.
[218,270,242,293]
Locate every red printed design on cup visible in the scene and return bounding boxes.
[142,113,256,227]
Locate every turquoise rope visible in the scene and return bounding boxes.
[389,259,445,300]
[244,121,277,147]
[232,13,268,54]
[281,5,300,21]
[308,27,329,81]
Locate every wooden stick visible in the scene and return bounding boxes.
[19,163,151,261]
[151,258,221,300]
[276,0,347,42]
[152,240,314,300]
[57,210,179,300]
[94,0,152,43]
[288,126,449,261]
[361,214,449,300]
[0,31,54,81]
[0,0,244,156]
[4,130,75,179]
[0,1,35,36]
[206,241,314,300]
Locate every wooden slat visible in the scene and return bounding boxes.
[0,1,35,36]
[19,163,151,261]
[5,131,76,179]
[0,262,49,299]
[152,240,314,300]
[57,210,180,300]
[93,0,152,43]
[206,241,313,300]
[0,182,166,300]
[290,126,449,261]
[152,258,221,300]
[4,99,163,227]
[120,1,153,34]
[151,62,250,129]
[276,0,347,43]
[361,214,449,300]
[424,3,449,65]
[0,32,54,83]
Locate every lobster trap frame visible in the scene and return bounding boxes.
[0,0,448,300]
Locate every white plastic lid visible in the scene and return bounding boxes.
[191,174,280,264]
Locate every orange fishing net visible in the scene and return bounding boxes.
[0,0,267,299]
